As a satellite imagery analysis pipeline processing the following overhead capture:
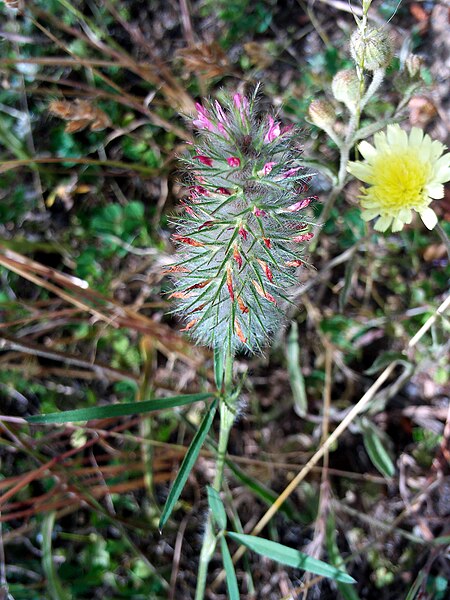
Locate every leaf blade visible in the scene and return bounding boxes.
[207,486,227,530]
[227,532,356,584]
[26,393,213,424]
[361,418,395,478]
[220,536,240,600]
[159,399,218,530]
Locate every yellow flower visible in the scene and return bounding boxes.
[348,124,450,232]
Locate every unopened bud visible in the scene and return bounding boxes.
[307,100,335,130]
[394,54,425,94]
[350,27,393,71]
[405,54,423,79]
[331,69,362,112]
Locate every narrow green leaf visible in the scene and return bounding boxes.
[227,532,356,584]
[26,393,213,424]
[364,352,405,375]
[159,399,217,530]
[220,536,240,600]
[41,512,71,600]
[287,321,307,417]
[326,513,361,600]
[361,418,395,478]
[207,486,227,530]
[214,346,224,390]
[405,571,427,600]
[339,253,358,313]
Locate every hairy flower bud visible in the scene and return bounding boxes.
[350,27,393,71]
[331,69,362,112]
[405,54,423,79]
[307,100,335,130]
[169,89,315,352]
[394,54,425,94]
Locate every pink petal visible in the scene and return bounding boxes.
[193,155,213,167]
[227,156,241,167]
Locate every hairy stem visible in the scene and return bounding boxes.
[195,345,236,600]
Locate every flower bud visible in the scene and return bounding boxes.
[331,69,362,112]
[394,54,424,94]
[350,27,393,71]
[307,100,335,130]
[405,54,423,79]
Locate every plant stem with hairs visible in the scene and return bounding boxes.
[195,346,236,600]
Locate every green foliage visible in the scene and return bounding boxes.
[1,0,449,597]
[207,486,227,530]
[159,399,218,530]
[201,0,274,46]
[227,532,356,583]
[27,392,214,423]
[220,536,240,599]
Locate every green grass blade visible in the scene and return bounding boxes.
[405,570,427,600]
[227,532,356,584]
[41,512,71,600]
[26,393,213,424]
[159,399,218,530]
[207,486,227,530]
[220,536,240,600]
[326,513,361,600]
[360,418,395,478]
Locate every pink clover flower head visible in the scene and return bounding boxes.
[227,156,241,167]
[264,115,281,143]
[193,155,213,167]
[170,88,316,351]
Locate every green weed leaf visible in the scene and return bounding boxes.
[159,399,218,530]
[220,536,240,600]
[361,418,395,478]
[227,532,356,584]
[207,486,227,530]
[364,351,406,375]
[27,393,213,424]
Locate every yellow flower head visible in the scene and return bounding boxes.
[348,124,450,232]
